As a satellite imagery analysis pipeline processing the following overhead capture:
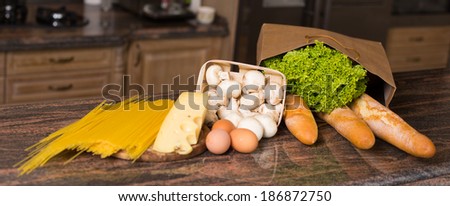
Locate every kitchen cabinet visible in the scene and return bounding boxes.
[0,0,228,104]
[6,48,119,75]
[127,37,222,95]
[314,0,393,44]
[321,0,450,72]
[5,47,124,104]
[234,0,305,64]
[7,70,114,103]
[203,0,239,60]
[384,1,450,72]
[386,26,450,72]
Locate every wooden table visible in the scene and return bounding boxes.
[1,68,449,186]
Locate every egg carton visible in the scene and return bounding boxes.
[196,59,287,126]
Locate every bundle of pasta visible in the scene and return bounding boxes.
[16,97,174,175]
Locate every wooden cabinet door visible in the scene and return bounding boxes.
[386,26,450,72]
[4,47,125,104]
[128,37,222,96]
[6,47,118,75]
[6,70,113,104]
[1,52,4,104]
[0,77,4,104]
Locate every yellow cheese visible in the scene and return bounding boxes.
[152,92,207,155]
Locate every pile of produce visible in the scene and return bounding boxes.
[261,41,436,158]
[262,41,367,113]
[16,41,437,175]
[201,61,285,155]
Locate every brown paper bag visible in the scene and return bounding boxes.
[256,23,396,107]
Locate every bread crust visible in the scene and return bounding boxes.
[284,95,318,145]
[350,94,435,158]
[318,106,375,149]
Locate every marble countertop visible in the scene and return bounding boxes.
[1,68,449,185]
[0,3,228,51]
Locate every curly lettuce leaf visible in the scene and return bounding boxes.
[262,41,368,113]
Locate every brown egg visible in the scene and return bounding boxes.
[230,128,259,153]
[206,129,231,155]
[212,119,236,133]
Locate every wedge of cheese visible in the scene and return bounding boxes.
[152,92,207,155]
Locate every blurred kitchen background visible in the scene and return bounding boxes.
[0,0,449,104]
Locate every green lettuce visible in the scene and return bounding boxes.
[261,41,368,113]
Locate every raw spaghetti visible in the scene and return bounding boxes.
[16,97,174,175]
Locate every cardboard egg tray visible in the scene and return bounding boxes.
[196,59,287,125]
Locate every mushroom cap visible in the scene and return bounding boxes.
[206,64,224,86]
[243,71,266,93]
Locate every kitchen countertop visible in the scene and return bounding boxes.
[0,3,228,51]
[1,68,449,186]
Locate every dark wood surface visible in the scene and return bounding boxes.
[1,68,449,186]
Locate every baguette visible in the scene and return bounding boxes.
[284,94,318,145]
[318,106,375,149]
[350,94,435,158]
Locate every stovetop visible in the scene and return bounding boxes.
[0,5,89,28]
[36,6,88,28]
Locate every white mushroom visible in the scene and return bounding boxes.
[218,71,230,81]
[242,85,259,95]
[274,103,284,121]
[217,106,232,119]
[238,107,256,118]
[207,90,228,110]
[254,114,278,138]
[240,92,265,110]
[206,87,216,95]
[237,117,264,141]
[217,80,241,99]
[243,70,266,93]
[260,89,266,101]
[205,64,223,86]
[256,90,265,105]
[223,111,243,127]
[204,110,219,125]
[257,103,280,123]
[240,95,252,108]
[227,97,240,112]
[265,83,283,105]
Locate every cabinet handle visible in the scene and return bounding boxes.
[133,44,142,67]
[406,57,421,63]
[49,56,75,64]
[48,84,73,91]
[408,36,424,42]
